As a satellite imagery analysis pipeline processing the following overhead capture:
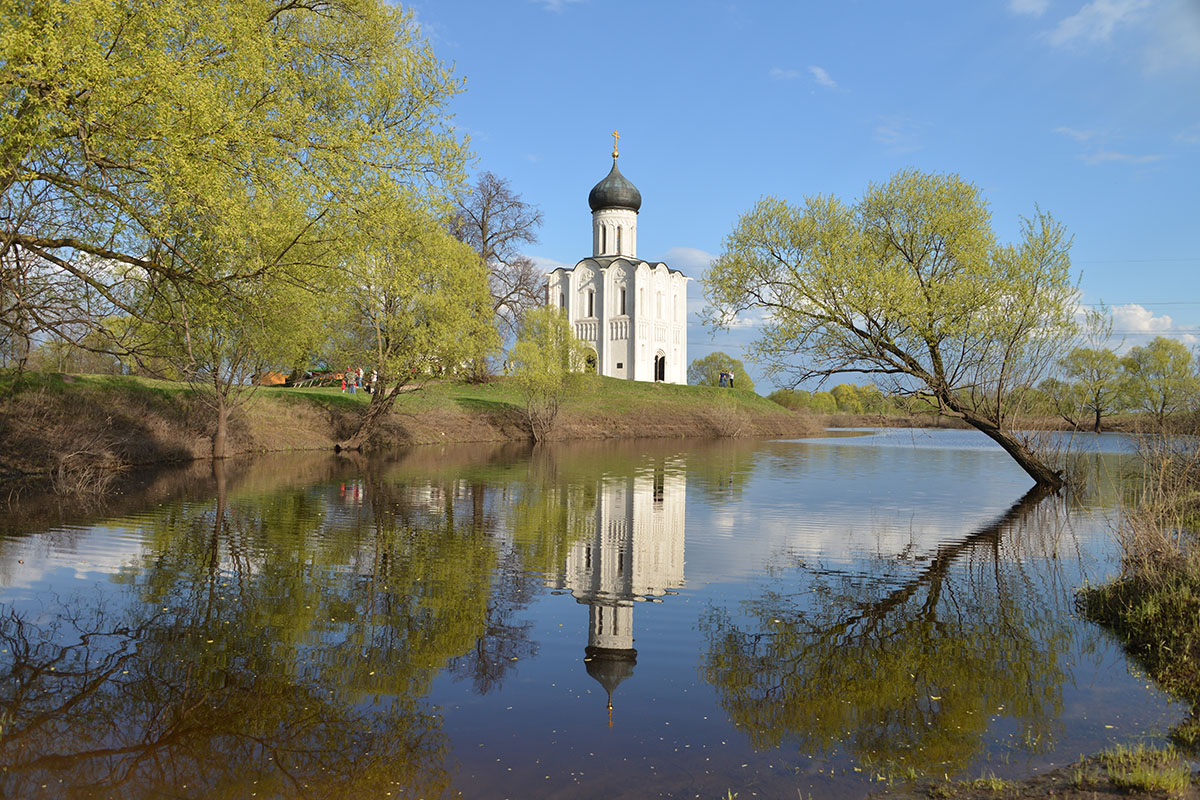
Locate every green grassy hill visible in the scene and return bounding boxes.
[0,371,816,484]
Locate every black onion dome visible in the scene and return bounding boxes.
[588,158,642,212]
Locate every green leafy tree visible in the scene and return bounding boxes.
[1,0,467,371]
[830,383,864,414]
[1038,376,1087,430]
[687,351,755,391]
[767,388,810,410]
[1061,347,1124,432]
[704,169,1076,489]
[334,200,498,450]
[1121,336,1199,429]
[1056,305,1124,432]
[510,307,589,443]
[127,199,326,458]
[809,391,837,415]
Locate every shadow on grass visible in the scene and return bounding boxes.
[452,396,529,436]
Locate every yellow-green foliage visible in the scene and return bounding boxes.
[3,0,469,388]
[1098,743,1193,795]
[510,308,590,442]
[705,169,1076,487]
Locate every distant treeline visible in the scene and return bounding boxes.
[764,334,1200,432]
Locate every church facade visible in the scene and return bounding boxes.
[545,140,689,384]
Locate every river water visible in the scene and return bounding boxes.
[0,429,1187,799]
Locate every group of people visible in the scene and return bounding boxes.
[341,367,378,394]
[718,370,736,388]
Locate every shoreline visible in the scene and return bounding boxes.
[0,371,824,488]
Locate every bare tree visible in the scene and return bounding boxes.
[452,172,545,341]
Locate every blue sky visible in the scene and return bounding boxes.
[411,0,1200,390]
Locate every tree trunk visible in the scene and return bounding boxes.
[212,394,229,460]
[338,385,401,451]
[1094,407,1102,434]
[958,407,1064,491]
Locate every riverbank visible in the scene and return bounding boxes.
[0,371,818,487]
[871,743,1198,799]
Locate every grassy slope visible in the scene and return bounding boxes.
[0,371,816,481]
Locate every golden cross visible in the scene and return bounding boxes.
[611,129,620,158]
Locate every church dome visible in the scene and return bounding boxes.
[588,158,642,213]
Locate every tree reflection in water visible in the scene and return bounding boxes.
[0,446,618,798]
[700,485,1075,775]
[0,459,487,799]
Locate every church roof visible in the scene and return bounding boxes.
[588,157,642,213]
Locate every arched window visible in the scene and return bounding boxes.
[560,292,565,309]
[601,227,607,253]
[587,289,595,318]
[619,287,627,315]
[616,226,622,253]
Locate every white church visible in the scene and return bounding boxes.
[545,136,689,384]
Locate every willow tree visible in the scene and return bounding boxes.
[1,0,467,361]
[705,170,1076,489]
[510,307,590,443]
[335,200,497,451]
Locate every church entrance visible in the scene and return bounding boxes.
[653,352,665,382]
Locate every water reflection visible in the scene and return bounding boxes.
[549,460,687,723]
[700,485,1074,773]
[0,433,1184,799]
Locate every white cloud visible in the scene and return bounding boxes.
[1080,148,1165,164]
[1054,126,1098,142]
[808,65,837,88]
[661,246,715,276]
[1046,0,1151,47]
[724,315,758,329]
[1110,304,1198,347]
[874,115,924,153]
[769,67,801,80]
[1009,0,1050,17]
[1055,127,1168,165]
[529,254,571,274]
[1176,124,1200,145]
[532,0,583,10]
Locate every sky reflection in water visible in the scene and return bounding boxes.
[0,431,1185,799]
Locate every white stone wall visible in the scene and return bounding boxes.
[592,208,638,258]
[547,258,687,384]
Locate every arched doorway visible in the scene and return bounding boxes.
[653,351,665,382]
[585,350,598,374]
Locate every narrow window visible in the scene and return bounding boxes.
[620,287,627,315]
[601,227,607,253]
[560,292,565,309]
[588,289,594,318]
[617,226,622,253]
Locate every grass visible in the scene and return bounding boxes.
[964,773,1013,792]
[1097,743,1193,795]
[1,370,817,491]
[1077,429,1200,752]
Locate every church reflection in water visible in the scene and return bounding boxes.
[549,462,686,724]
